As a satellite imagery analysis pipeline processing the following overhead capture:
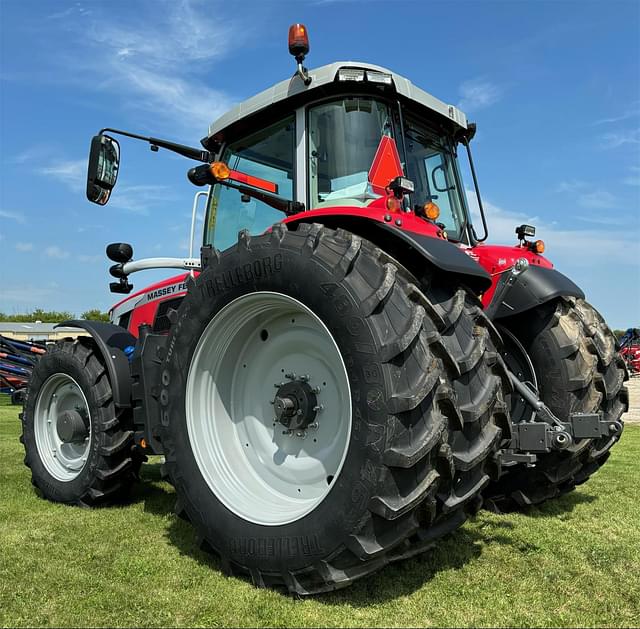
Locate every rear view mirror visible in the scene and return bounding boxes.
[86,135,120,205]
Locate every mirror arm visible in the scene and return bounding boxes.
[99,128,211,162]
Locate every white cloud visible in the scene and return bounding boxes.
[555,180,584,194]
[15,242,33,252]
[109,183,177,215]
[77,254,103,264]
[555,180,618,210]
[458,79,503,112]
[578,189,618,209]
[593,104,640,125]
[0,285,56,306]
[466,189,637,267]
[42,160,86,191]
[57,1,240,137]
[8,145,50,164]
[0,209,26,223]
[44,246,70,259]
[623,166,640,186]
[599,129,640,149]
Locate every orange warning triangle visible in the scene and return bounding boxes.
[368,135,404,189]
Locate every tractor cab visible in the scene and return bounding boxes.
[200,59,475,251]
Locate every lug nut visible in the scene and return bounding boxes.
[313,404,324,412]
[300,374,310,382]
[313,386,321,393]
[285,372,297,380]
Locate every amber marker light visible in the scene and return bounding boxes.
[424,201,440,220]
[533,239,545,254]
[386,196,401,212]
[210,161,230,180]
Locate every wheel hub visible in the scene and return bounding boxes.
[273,378,318,431]
[56,408,89,443]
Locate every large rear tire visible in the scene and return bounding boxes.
[21,338,140,506]
[485,297,628,511]
[160,224,511,594]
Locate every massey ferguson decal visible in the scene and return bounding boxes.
[145,281,188,303]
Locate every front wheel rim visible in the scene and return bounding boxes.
[186,291,352,526]
[34,373,91,481]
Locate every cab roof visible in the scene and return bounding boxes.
[206,61,468,143]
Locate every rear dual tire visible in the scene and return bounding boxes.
[485,297,628,510]
[160,224,511,594]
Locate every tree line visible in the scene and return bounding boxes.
[0,309,109,323]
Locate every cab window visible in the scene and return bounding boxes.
[403,115,467,241]
[204,116,295,250]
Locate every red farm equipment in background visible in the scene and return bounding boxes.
[19,24,628,594]
[0,336,46,405]
[619,328,640,376]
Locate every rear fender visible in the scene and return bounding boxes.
[490,266,584,320]
[56,320,136,408]
[285,215,492,294]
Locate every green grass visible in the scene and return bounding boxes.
[1,398,638,628]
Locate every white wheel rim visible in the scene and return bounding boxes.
[34,373,91,481]
[186,291,352,526]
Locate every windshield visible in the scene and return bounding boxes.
[203,116,295,250]
[308,97,393,208]
[403,114,468,241]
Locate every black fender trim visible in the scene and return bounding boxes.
[492,266,585,319]
[287,216,492,294]
[56,320,136,408]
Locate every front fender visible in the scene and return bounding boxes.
[491,266,585,319]
[56,320,135,408]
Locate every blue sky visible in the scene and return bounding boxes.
[1,0,639,328]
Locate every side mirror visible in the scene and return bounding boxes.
[86,135,120,205]
[106,242,133,263]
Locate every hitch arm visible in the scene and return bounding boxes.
[499,368,623,465]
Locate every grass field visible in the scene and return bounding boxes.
[1,396,639,628]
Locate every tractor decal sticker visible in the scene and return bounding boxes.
[145,282,188,303]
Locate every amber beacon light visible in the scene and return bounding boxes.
[288,24,310,59]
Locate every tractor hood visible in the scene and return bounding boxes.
[204,61,468,148]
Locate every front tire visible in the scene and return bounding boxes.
[485,297,628,510]
[21,339,139,506]
[160,224,510,594]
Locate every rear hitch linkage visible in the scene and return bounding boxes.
[499,371,623,466]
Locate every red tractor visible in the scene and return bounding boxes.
[21,25,628,594]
